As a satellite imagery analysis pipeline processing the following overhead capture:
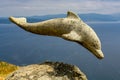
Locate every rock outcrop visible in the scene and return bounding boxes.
[6,61,87,80]
[0,61,18,80]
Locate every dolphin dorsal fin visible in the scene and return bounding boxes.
[67,11,80,20]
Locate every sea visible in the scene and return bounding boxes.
[0,22,120,80]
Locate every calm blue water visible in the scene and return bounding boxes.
[0,22,120,80]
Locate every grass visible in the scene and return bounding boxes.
[0,61,18,80]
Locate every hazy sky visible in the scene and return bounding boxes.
[0,0,120,17]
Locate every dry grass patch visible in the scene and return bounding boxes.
[0,61,18,79]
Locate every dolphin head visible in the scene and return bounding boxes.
[66,11,104,59]
[78,34,104,59]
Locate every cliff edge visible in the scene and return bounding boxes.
[5,61,87,80]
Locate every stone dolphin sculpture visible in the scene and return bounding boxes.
[9,11,104,59]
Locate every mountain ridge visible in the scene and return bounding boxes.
[0,13,120,24]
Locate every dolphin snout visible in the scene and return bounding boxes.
[95,50,104,59]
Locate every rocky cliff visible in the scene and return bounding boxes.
[5,61,87,80]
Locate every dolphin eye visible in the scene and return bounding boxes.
[91,42,100,49]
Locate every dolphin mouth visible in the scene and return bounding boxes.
[94,50,104,59]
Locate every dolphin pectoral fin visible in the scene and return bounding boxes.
[62,31,82,42]
[67,11,80,20]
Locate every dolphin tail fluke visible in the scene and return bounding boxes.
[9,16,27,25]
